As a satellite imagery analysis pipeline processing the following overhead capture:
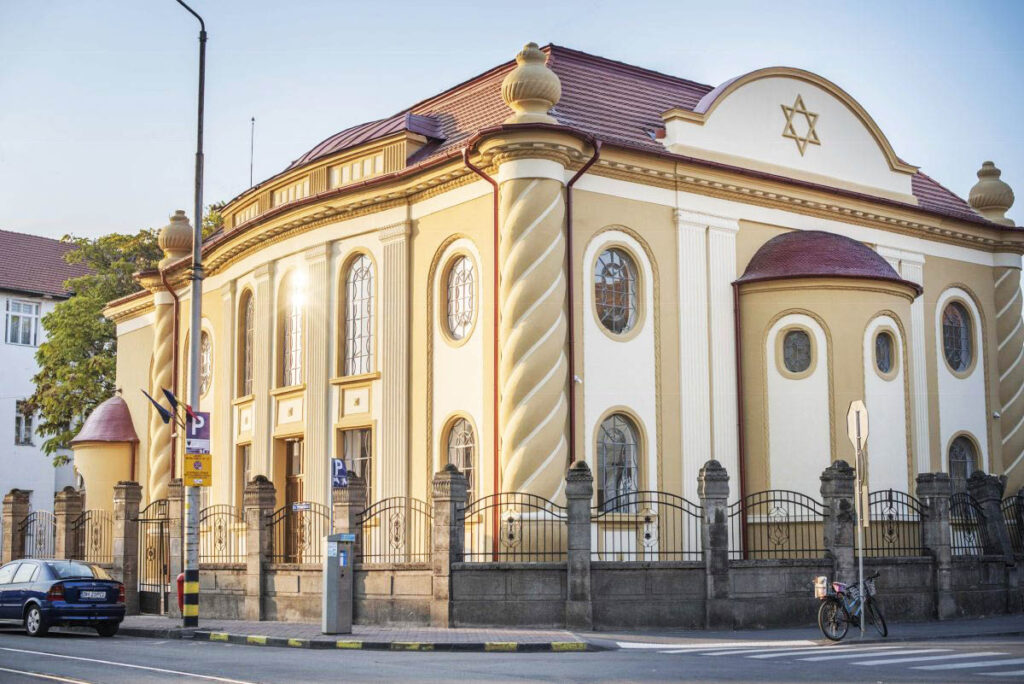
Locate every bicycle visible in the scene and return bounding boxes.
[815,571,887,641]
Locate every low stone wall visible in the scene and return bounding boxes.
[591,562,705,629]
[356,564,431,625]
[198,563,246,620]
[263,564,322,622]
[951,556,1013,617]
[451,562,566,627]
[728,559,833,629]
[863,556,934,621]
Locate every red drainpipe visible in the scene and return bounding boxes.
[732,282,748,557]
[160,270,180,480]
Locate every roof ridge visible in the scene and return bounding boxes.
[546,44,712,91]
[0,227,72,246]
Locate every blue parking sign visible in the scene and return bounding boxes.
[331,458,348,488]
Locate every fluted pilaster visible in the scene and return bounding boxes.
[996,262,1024,477]
[379,223,410,500]
[148,296,174,502]
[253,264,274,477]
[305,246,330,507]
[218,284,235,504]
[497,169,568,498]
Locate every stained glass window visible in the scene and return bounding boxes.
[241,293,254,396]
[344,255,374,375]
[949,436,977,493]
[783,329,812,374]
[446,257,474,340]
[942,302,972,372]
[446,418,475,497]
[199,331,212,396]
[594,248,638,335]
[597,413,640,512]
[875,331,894,375]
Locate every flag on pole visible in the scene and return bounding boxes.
[141,390,173,424]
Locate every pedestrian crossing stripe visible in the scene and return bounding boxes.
[798,648,946,662]
[914,657,1024,671]
[854,652,1006,666]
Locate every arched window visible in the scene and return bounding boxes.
[344,254,374,375]
[445,256,475,340]
[239,292,255,396]
[446,418,475,496]
[875,331,895,375]
[594,248,638,335]
[948,436,977,493]
[281,272,305,387]
[597,413,640,512]
[199,330,212,396]
[942,302,973,373]
[782,329,812,374]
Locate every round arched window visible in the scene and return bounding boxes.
[199,331,212,396]
[594,248,638,335]
[782,329,812,374]
[875,331,895,375]
[445,256,475,340]
[597,413,640,512]
[948,435,977,493]
[446,418,475,496]
[942,302,973,373]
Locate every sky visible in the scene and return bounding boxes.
[0,0,1022,239]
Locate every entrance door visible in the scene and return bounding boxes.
[284,439,304,563]
[136,499,170,614]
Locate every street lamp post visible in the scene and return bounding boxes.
[176,0,206,629]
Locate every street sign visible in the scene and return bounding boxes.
[331,458,348,489]
[186,411,211,455]
[846,399,869,636]
[846,401,868,450]
[292,501,312,512]
[184,452,212,487]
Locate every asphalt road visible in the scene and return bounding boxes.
[0,626,1022,683]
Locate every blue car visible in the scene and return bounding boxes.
[0,559,125,637]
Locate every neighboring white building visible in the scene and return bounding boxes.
[0,229,90,548]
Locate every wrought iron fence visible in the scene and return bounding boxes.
[71,510,113,564]
[1002,496,1024,555]
[950,492,985,556]
[199,504,246,563]
[592,491,703,561]
[863,489,924,557]
[728,490,828,560]
[19,510,56,559]
[462,492,567,562]
[358,497,432,564]
[267,502,329,564]
[136,499,173,614]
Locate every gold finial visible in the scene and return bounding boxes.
[501,42,561,125]
[969,161,1015,226]
[158,209,193,269]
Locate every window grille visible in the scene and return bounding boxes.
[241,293,254,395]
[344,255,374,375]
[594,248,638,334]
[199,331,212,396]
[783,329,811,373]
[343,427,373,503]
[948,436,977,493]
[446,257,474,340]
[6,299,40,346]
[942,302,972,372]
[447,418,475,496]
[597,413,640,512]
[283,287,303,387]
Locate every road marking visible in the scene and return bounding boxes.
[980,670,1024,677]
[854,651,1007,666]
[798,648,946,662]
[696,645,853,656]
[915,657,1024,671]
[744,646,895,659]
[618,640,815,650]
[0,666,92,683]
[0,647,257,684]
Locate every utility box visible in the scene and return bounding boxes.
[322,532,355,634]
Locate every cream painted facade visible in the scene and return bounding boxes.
[91,43,1024,515]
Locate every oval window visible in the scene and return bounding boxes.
[445,256,475,340]
[875,331,895,375]
[594,248,638,335]
[942,302,973,373]
[782,329,812,374]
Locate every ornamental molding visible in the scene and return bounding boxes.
[674,209,740,233]
[780,95,821,156]
[377,221,412,244]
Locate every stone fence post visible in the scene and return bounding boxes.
[967,472,1014,557]
[332,474,367,561]
[820,460,856,583]
[166,479,184,618]
[112,481,142,615]
[243,476,276,621]
[430,464,467,627]
[2,489,30,564]
[565,461,593,630]
[698,460,730,629]
[917,472,955,619]
[54,486,83,560]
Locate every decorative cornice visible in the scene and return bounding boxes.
[378,221,411,244]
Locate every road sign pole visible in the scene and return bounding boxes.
[856,413,865,638]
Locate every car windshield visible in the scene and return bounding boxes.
[46,562,110,580]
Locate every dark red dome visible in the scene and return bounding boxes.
[71,396,139,444]
[736,230,922,294]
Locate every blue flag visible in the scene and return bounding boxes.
[141,390,172,424]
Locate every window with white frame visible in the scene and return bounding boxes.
[597,413,640,512]
[342,427,373,503]
[344,255,374,375]
[6,299,40,346]
[445,256,475,340]
[282,279,303,387]
[15,400,33,446]
[240,292,254,396]
[446,418,475,497]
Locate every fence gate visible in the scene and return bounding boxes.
[136,500,173,614]
[19,511,56,559]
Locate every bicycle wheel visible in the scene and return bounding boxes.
[817,597,849,641]
[865,597,887,637]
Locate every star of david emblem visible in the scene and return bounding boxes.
[780,95,820,156]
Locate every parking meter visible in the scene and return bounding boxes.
[322,532,355,634]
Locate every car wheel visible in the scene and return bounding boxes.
[24,605,49,637]
[95,623,119,638]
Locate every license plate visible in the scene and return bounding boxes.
[80,590,106,600]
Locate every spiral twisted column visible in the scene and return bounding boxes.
[995,263,1024,483]
[497,159,569,499]
[148,299,174,502]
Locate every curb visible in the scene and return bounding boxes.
[196,630,592,653]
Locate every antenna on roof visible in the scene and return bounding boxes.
[249,116,256,188]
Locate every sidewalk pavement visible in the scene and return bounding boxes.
[112,613,1024,653]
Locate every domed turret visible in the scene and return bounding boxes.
[158,209,194,269]
[968,161,1015,227]
[501,42,561,125]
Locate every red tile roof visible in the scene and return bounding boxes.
[736,230,922,294]
[70,395,139,444]
[0,229,92,298]
[282,45,995,229]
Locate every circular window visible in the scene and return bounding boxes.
[199,331,212,396]
[445,256,475,341]
[942,302,973,373]
[594,248,638,335]
[948,435,977,493]
[875,330,895,376]
[782,329,812,374]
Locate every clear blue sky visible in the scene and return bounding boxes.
[1,0,1021,238]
